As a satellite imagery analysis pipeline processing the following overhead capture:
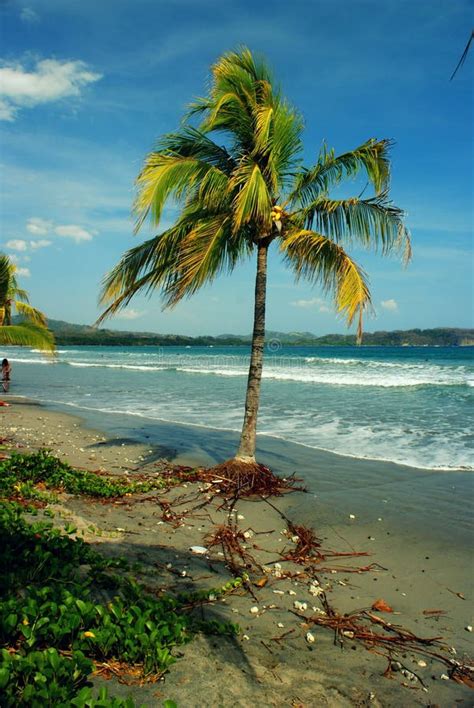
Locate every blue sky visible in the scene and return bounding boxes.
[0,0,472,336]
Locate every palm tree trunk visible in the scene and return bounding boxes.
[236,241,269,462]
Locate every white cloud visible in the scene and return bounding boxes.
[0,58,102,121]
[291,297,331,313]
[54,224,94,243]
[26,217,95,244]
[26,217,51,235]
[30,239,52,249]
[381,298,399,312]
[20,7,40,23]
[115,309,145,321]
[5,239,28,251]
[15,267,31,277]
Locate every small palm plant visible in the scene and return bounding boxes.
[98,48,410,478]
[0,254,55,352]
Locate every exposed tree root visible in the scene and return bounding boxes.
[205,521,262,577]
[204,459,304,498]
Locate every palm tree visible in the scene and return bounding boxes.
[0,254,55,352]
[98,48,410,476]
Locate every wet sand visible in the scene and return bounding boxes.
[1,397,473,707]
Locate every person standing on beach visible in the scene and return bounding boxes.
[2,358,11,392]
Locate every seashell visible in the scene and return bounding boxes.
[305,631,315,644]
[189,546,208,555]
[250,606,259,614]
[294,601,308,611]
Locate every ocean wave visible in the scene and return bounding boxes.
[68,362,170,372]
[32,398,473,472]
[13,356,471,387]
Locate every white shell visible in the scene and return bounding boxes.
[189,546,208,555]
[306,631,315,644]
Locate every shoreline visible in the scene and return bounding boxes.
[1,396,473,706]
[8,394,472,474]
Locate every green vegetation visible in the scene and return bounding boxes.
[0,489,238,704]
[0,449,168,501]
[0,254,55,353]
[42,318,474,347]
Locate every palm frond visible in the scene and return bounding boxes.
[0,323,55,353]
[12,288,29,303]
[0,255,11,304]
[280,229,372,341]
[163,215,246,306]
[295,192,411,260]
[99,227,186,309]
[134,129,234,232]
[14,302,47,327]
[289,139,392,205]
[229,159,272,233]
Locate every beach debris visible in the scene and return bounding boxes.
[440,673,450,680]
[237,514,245,520]
[277,623,284,628]
[294,601,308,611]
[349,514,356,519]
[305,631,315,644]
[371,599,394,613]
[205,522,258,575]
[466,625,473,632]
[417,660,427,667]
[254,577,268,588]
[309,584,324,597]
[447,589,466,600]
[242,634,250,641]
[189,545,208,555]
[273,590,284,595]
[250,606,259,614]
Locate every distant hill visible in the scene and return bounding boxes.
[31,319,474,347]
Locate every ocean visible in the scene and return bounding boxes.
[2,344,473,471]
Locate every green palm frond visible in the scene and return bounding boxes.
[0,256,11,303]
[280,229,372,341]
[229,159,273,233]
[295,192,411,260]
[289,138,392,206]
[12,288,30,303]
[163,215,237,306]
[99,226,185,309]
[0,323,55,353]
[14,301,48,327]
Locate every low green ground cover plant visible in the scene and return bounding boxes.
[0,449,168,500]
[0,501,239,705]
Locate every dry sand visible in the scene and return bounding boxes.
[1,397,473,707]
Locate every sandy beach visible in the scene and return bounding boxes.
[1,397,473,707]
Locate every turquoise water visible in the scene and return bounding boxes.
[2,344,473,471]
